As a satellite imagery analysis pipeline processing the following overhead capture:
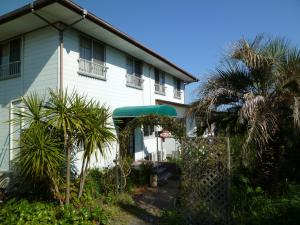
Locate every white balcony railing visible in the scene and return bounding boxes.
[174,89,181,99]
[78,58,108,80]
[0,61,21,80]
[155,83,166,95]
[126,74,144,89]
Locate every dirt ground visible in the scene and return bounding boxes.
[118,178,179,225]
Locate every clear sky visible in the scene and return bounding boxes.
[1,0,300,103]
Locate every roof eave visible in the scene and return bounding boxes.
[0,0,198,83]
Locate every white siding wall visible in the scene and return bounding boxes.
[63,30,185,109]
[63,30,144,109]
[63,29,186,165]
[0,27,188,171]
[0,27,59,171]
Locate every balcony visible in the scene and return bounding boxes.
[126,74,144,89]
[155,83,166,95]
[174,89,181,99]
[78,58,108,80]
[0,61,21,80]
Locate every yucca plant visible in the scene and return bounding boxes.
[45,89,88,204]
[16,124,64,202]
[12,93,64,203]
[77,101,116,198]
[12,90,116,204]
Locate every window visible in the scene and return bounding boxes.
[174,78,181,99]
[144,124,155,137]
[126,57,142,77]
[154,68,166,95]
[78,36,107,80]
[126,56,144,89]
[174,78,181,90]
[0,38,21,80]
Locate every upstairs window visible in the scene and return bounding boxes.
[0,38,21,80]
[174,78,181,90]
[78,36,107,80]
[79,36,105,64]
[126,56,143,89]
[126,57,142,77]
[174,78,181,99]
[154,68,166,95]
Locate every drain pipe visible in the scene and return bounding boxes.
[31,3,87,90]
[59,31,64,90]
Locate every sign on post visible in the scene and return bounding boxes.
[156,130,172,141]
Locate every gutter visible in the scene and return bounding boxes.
[0,0,198,83]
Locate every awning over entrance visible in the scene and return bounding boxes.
[112,105,177,118]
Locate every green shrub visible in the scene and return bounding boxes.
[84,167,116,196]
[232,178,300,225]
[0,199,110,225]
[160,209,185,225]
[0,199,57,224]
[129,161,154,186]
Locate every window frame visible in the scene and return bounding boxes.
[143,124,155,138]
[78,35,107,80]
[126,56,143,77]
[173,77,182,99]
[154,68,165,85]
[154,68,166,95]
[126,55,144,89]
[79,35,106,64]
[0,37,22,81]
[174,78,181,90]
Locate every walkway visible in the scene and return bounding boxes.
[119,177,179,225]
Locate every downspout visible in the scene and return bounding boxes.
[30,3,87,90]
[59,31,63,90]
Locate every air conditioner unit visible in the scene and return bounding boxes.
[157,151,164,161]
[148,153,155,161]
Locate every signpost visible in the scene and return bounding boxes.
[158,130,172,141]
[155,130,172,162]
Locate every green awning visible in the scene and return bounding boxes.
[112,105,177,118]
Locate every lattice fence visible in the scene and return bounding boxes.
[180,137,230,225]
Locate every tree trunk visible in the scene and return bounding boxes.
[65,130,71,205]
[78,158,89,198]
[51,177,63,206]
[78,156,86,198]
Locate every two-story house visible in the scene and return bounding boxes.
[0,0,198,172]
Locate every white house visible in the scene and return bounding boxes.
[0,0,198,172]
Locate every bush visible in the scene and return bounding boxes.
[84,167,116,196]
[128,161,154,186]
[232,177,300,225]
[160,209,185,225]
[0,199,110,225]
[0,199,57,224]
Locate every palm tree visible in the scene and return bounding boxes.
[45,89,86,204]
[77,101,115,198]
[191,35,300,160]
[12,90,116,203]
[12,93,64,204]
